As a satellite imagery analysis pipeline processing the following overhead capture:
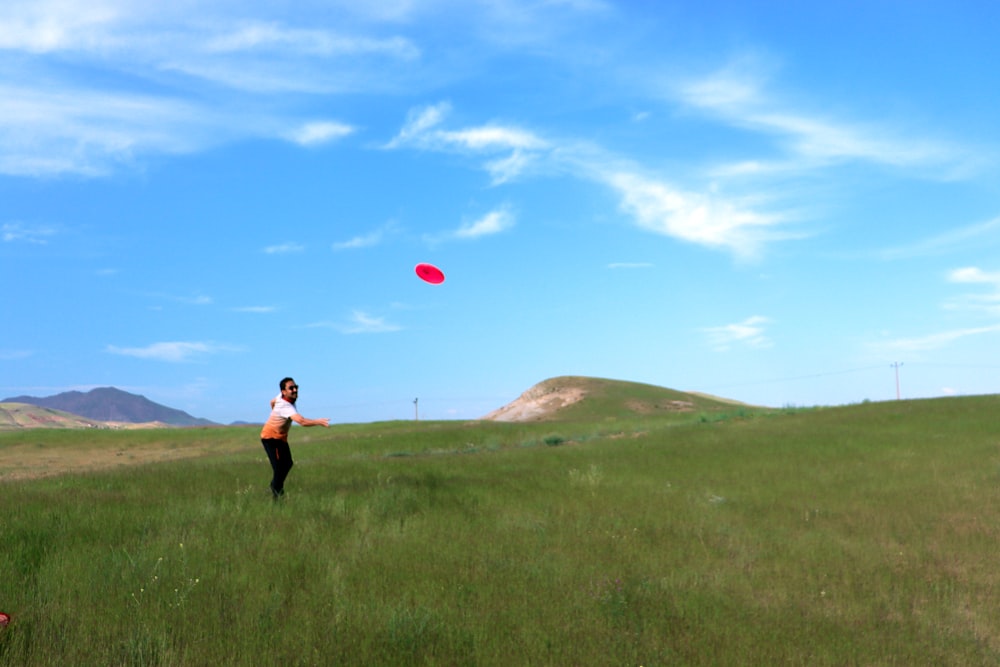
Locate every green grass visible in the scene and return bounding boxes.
[2,397,1000,665]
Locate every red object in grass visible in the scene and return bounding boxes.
[0,612,10,627]
[415,263,445,284]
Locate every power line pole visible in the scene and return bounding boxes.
[891,362,903,400]
[414,397,419,421]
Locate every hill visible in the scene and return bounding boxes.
[1,387,216,427]
[0,403,107,429]
[480,376,749,422]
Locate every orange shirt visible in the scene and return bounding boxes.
[260,396,298,440]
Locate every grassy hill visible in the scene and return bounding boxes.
[482,375,749,422]
[3,388,1000,664]
[0,403,172,432]
[0,402,105,430]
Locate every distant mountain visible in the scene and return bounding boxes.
[2,387,216,427]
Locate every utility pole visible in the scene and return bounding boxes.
[891,362,903,400]
[414,397,419,421]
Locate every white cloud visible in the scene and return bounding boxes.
[0,4,419,175]
[607,262,653,269]
[335,310,402,334]
[392,102,797,257]
[387,102,547,184]
[333,221,398,250]
[2,221,56,243]
[484,150,536,185]
[205,22,419,60]
[606,171,783,259]
[701,316,772,351]
[948,266,1000,285]
[453,208,515,239]
[0,80,216,176]
[139,291,213,306]
[676,61,970,174]
[439,125,547,151]
[0,349,33,360]
[878,217,1000,260]
[873,325,1000,354]
[333,234,379,250]
[232,305,276,313]
[264,242,305,254]
[943,265,1000,315]
[304,311,402,334]
[386,102,451,149]
[0,1,120,53]
[285,121,354,147]
[106,341,238,362]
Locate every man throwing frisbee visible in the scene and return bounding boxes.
[260,377,329,499]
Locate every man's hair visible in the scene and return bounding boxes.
[280,377,295,391]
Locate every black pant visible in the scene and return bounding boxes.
[261,438,294,497]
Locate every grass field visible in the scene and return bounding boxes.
[2,394,1000,665]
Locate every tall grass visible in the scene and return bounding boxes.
[2,397,1000,664]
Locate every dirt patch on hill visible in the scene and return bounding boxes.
[481,384,586,422]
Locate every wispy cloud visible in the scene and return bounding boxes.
[232,305,276,313]
[387,102,548,184]
[607,262,653,269]
[385,102,451,149]
[453,208,515,239]
[948,266,1000,285]
[0,2,120,53]
[868,269,1000,356]
[139,291,213,306]
[701,316,772,351]
[0,5,396,175]
[0,73,224,176]
[2,221,56,243]
[871,325,1000,354]
[284,121,355,147]
[422,206,516,244]
[327,310,402,334]
[877,216,1000,260]
[204,21,419,60]
[333,221,398,250]
[264,242,305,254]
[676,60,971,174]
[391,102,798,258]
[0,349,33,361]
[605,171,785,259]
[106,341,239,362]
[944,266,1000,315]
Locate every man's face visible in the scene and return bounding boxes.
[282,381,299,403]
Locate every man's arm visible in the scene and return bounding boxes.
[291,414,330,427]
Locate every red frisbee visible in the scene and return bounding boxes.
[415,263,445,284]
[0,612,9,627]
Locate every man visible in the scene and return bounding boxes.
[260,377,330,499]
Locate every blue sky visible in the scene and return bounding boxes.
[3,1,1000,424]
